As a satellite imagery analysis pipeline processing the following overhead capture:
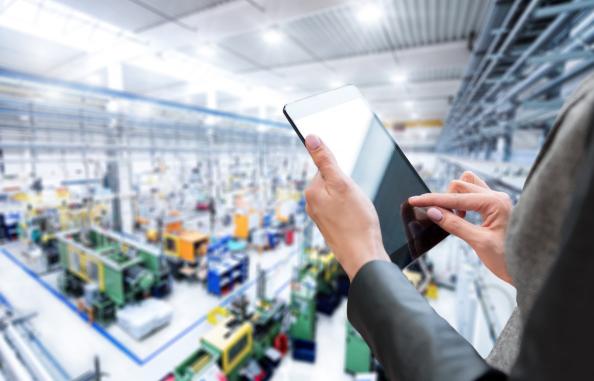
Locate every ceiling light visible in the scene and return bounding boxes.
[357,4,383,24]
[198,45,215,58]
[263,29,283,44]
[391,73,407,84]
[404,101,414,108]
[329,80,344,88]
[45,89,62,99]
[87,74,102,85]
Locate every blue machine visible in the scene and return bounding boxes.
[205,235,249,296]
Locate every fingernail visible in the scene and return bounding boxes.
[427,207,443,222]
[408,196,418,202]
[305,135,321,151]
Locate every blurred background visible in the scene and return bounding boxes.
[0,0,592,380]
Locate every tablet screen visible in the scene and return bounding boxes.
[284,86,448,267]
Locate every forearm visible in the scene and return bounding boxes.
[347,260,505,381]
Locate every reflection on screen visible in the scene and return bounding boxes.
[295,98,431,258]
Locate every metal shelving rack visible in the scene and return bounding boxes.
[438,0,594,160]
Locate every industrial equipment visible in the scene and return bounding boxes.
[344,322,373,375]
[0,294,102,381]
[172,268,288,380]
[288,273,317,363]
[206,239,249,296]
[56,226,171,324]
[171,299,288,381]
[299,249,342,315]
[19,206,60,271]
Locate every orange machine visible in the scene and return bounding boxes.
[164,230,209,263]
[163,216,209,264]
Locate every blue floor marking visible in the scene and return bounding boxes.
[0,245,296,366]
[0,291,13,309]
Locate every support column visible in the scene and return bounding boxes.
[206,89,217,200]
[106,63,133,233]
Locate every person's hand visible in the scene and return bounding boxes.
[409,171,513,284]
[303,135,390,280]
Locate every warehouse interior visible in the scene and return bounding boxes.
[0,0,593,380]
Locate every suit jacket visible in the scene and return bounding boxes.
[347,73,594,380]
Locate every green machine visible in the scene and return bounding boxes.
[56,226,171,323]
[288,272,317,363]
[345,321,373,374]
[289,275,316,342]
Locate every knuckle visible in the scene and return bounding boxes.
[304,187,317,204]
[495,192,512,208]
[316,152,332,167]
[448,180,460,192]
[461,171,474,180]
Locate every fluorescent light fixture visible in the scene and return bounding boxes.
[391,73,407,84]
[263,29,283,44]
[87,74,102,85]
[257,125,269,133]
[404,101,414,108]
[329,80,344,88]
[198,45,215,58]
[357,4,382,24]
[45,89,62,99]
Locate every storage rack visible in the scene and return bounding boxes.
[438,0,594,159]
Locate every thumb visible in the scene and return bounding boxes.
[305,135,342,182]
[426,207,480,244]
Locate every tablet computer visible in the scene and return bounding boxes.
[283,85,448,268]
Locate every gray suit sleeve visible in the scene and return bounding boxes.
[347,260,505,381]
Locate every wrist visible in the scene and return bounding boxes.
[345,244,390,281]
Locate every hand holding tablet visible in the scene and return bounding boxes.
[284,86,448,269]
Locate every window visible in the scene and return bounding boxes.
[86,260,99,283]
[69,250,81,272]
[227,334,249,367]
[166,238,176,251]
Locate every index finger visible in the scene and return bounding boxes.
[408,193,488,212]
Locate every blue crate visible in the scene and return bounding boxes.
[292,339,316,363]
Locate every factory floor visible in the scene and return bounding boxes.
[0,235,516,381]
[0,239,299,381]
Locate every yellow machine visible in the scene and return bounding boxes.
[201,316,253,375]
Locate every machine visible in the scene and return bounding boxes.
[56,226,171,324]
[344,322,373,375]
[170,299,288,381]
